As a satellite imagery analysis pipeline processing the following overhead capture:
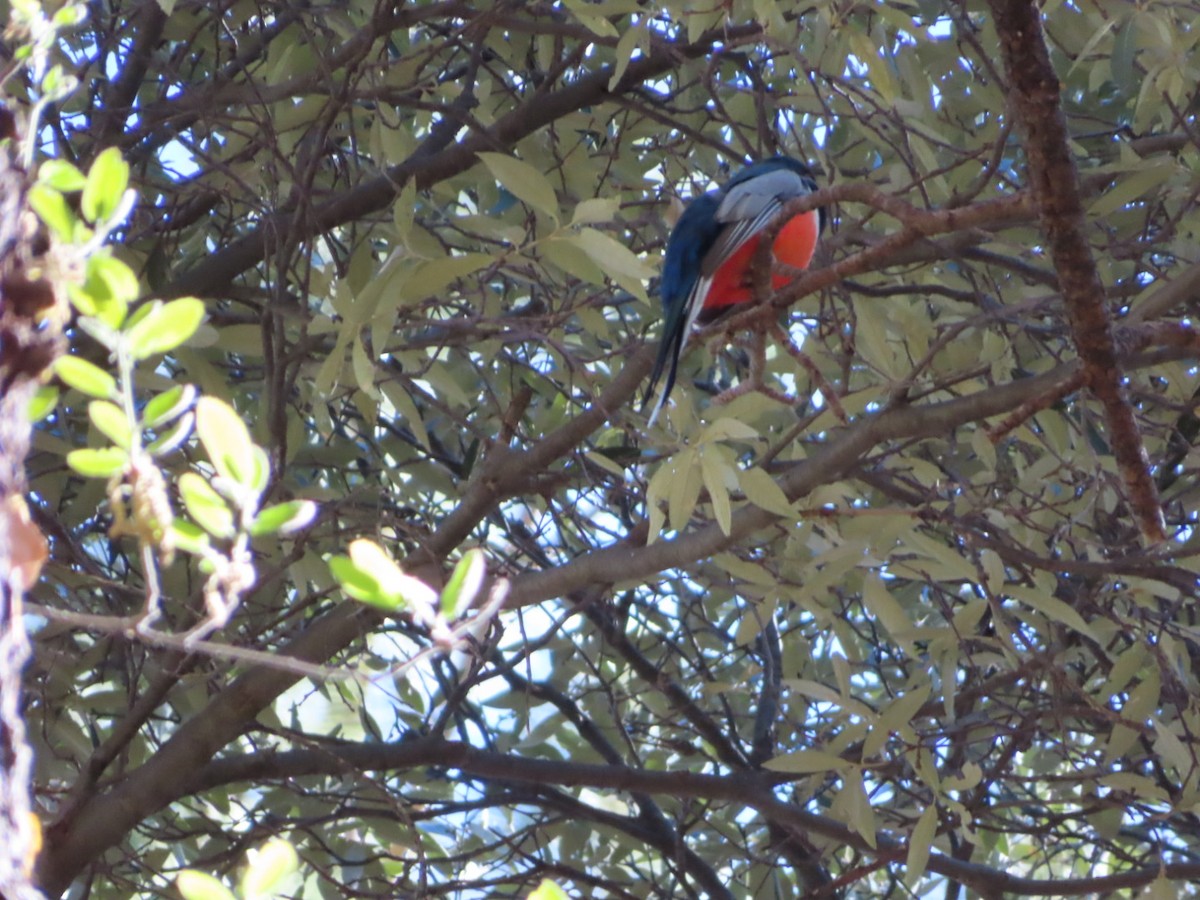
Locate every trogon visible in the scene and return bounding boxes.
[644,156,826,424]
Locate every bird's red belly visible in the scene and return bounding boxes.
[700,210,820,315]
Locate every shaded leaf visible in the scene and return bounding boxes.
[905,805,938,887]
[478,152,559,218]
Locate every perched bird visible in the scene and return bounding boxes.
[644,156,825,425]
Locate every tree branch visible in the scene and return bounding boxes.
[159,23,765,300]
[985,0,1164,541]
[191,737,1200,898]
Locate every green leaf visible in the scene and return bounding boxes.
[570,196,619,226]
[52,4,86,26]
[398,253,493,303]
[38,159,86,192]
[194,396,257,489]
[608,21,641,90]
[347,538,438,611]
[329,555,395,611]
[527,880,570,900]
[843,769,877,848]
[176,871,237,900]
[83,253,140,306]
[567,227,652,299]
[1110,18,1138,93]
[249,500,318,537]
[179,472,235,539]
[145,412,194,457]
[171,520,211,555]
[861,573,915,654]
[28,184,76,243]
[441,548,485,619]
[905,805,938,887]
[126,297,206,360]
[143,384,196,428]
[66,447,128,478]
[1143,876,1176,900]
[739,466,795,516]
[541,236,607,286]
[478,152,559,218]
[763,750,852,774]
[699,447,733,536]
[1088,164,1175,218]
[1008,585,1097,641]
[1099,643,1146,701]
[240,838,299,900]
[27,385,58,422]
[246,446,271,495]
[82,147,130,224]
[88,400,133,449]
[55,355,116,399]
[666,447,702,533]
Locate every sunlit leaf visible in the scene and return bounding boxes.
[249,500,318,537]
[82,146,131,224]
[143,384,197,428]
[28,184,76,243]
[441,547,485,619]
[88,400,132,449]
[126,297,206,360]
[176,871,236,900]
[38,159,86,192]
[239,837,299,900]
[179,472,235,538]
[66,447,127,478]
[55,355,116,399]
[194,397,256,490]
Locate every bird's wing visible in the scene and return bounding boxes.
[700,167,816,278]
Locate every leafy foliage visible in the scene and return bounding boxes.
[12,1,1200,897]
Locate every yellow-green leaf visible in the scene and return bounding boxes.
[240,837,299,900]
[763,750,851,774]
[905,805,938,887]
[82,147,131,224]
[179,472,235,539]
[195,396,256,490]
[55,355,116,399]
[126,297,206,360]
[66,447,128,478]
[739,466,794,516]
[176,871,237,900]
[478,152,559,218]
[88,400,133,449]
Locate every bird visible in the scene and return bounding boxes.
[643,156,825,426]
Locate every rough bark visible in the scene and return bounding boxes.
[0,104,61,900]
[985,0,1165,541]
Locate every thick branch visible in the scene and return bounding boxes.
[192,738,1200,898]
[36,339,654,894]
[160,23,764,300]
[986,0,1164,541]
